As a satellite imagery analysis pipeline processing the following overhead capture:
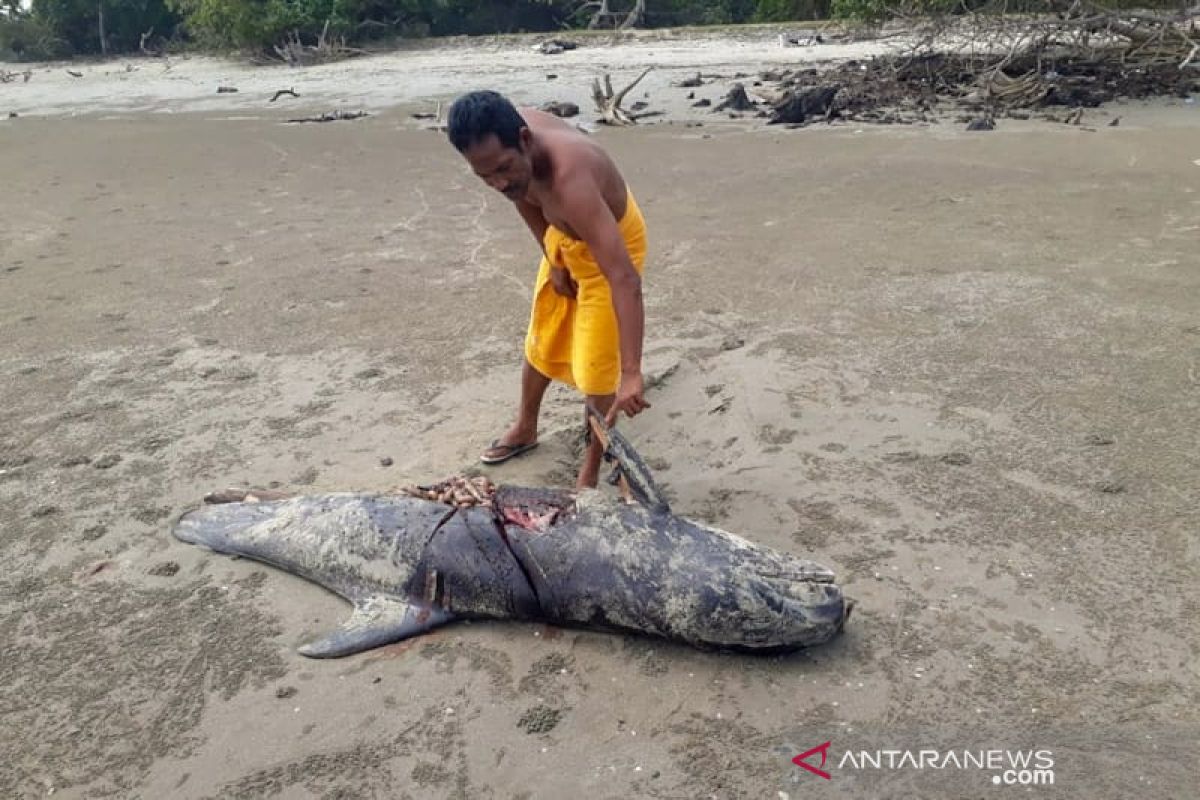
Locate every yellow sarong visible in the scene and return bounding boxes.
[524,187,647,397]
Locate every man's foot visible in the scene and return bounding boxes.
[480,427,539,465]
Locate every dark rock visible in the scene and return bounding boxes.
[541,101,579,118]
[536,39,578,55]
[720,335,745,351]
[81,524,107,541]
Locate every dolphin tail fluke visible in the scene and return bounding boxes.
[297,596,455,658]
[172,501,282,551]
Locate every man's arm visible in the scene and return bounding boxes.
[514,198,549,252]
[516,196,576,298]
[559,175,648,418]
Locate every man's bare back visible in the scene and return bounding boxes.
[517,108,629,240]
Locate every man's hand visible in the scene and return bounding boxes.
[608,370,651,424]
[549,266,577,299]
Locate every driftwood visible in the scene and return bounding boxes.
[573,0,645,30]
[203,487,293,504]
[273,20,365,66]
[591,66,653,125]
[894,0,1199,102]
[285,110,369,124]
[730,0,1198,131]
[270,88,300,102]
[139,28,161,57]
[411,101,449,132]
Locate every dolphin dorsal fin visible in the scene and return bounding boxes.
[297,596,454,658]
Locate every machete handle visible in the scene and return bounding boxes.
[585,403,635,504]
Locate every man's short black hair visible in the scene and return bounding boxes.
[447,90,527,153]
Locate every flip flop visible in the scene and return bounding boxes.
[480,439,539,465]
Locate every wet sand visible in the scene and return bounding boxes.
[2,29,1199,799]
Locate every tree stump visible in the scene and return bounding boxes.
[715,83,757,113]
[768,86,840,125]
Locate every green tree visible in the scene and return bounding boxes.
[753,0,829,22]
[31,0,179,54]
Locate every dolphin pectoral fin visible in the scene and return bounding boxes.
[297,597,454,658]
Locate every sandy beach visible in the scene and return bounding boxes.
[2,27,1199,799]
[0,27,905,119]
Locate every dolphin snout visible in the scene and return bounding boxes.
[749,575,848,645]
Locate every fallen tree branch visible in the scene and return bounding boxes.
[591,66,653,125]
[1181,42,1198,68]
[272,19,368,66]
[285,110,369,124]
[869,0,1198,120]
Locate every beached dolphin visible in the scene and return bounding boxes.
[171,413,851,657]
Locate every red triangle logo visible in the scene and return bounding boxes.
[792,741,832,780]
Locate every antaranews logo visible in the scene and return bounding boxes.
[792,741,832,780]
[792,742,1055,786]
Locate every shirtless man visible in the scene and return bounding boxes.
[446,89,650,489]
